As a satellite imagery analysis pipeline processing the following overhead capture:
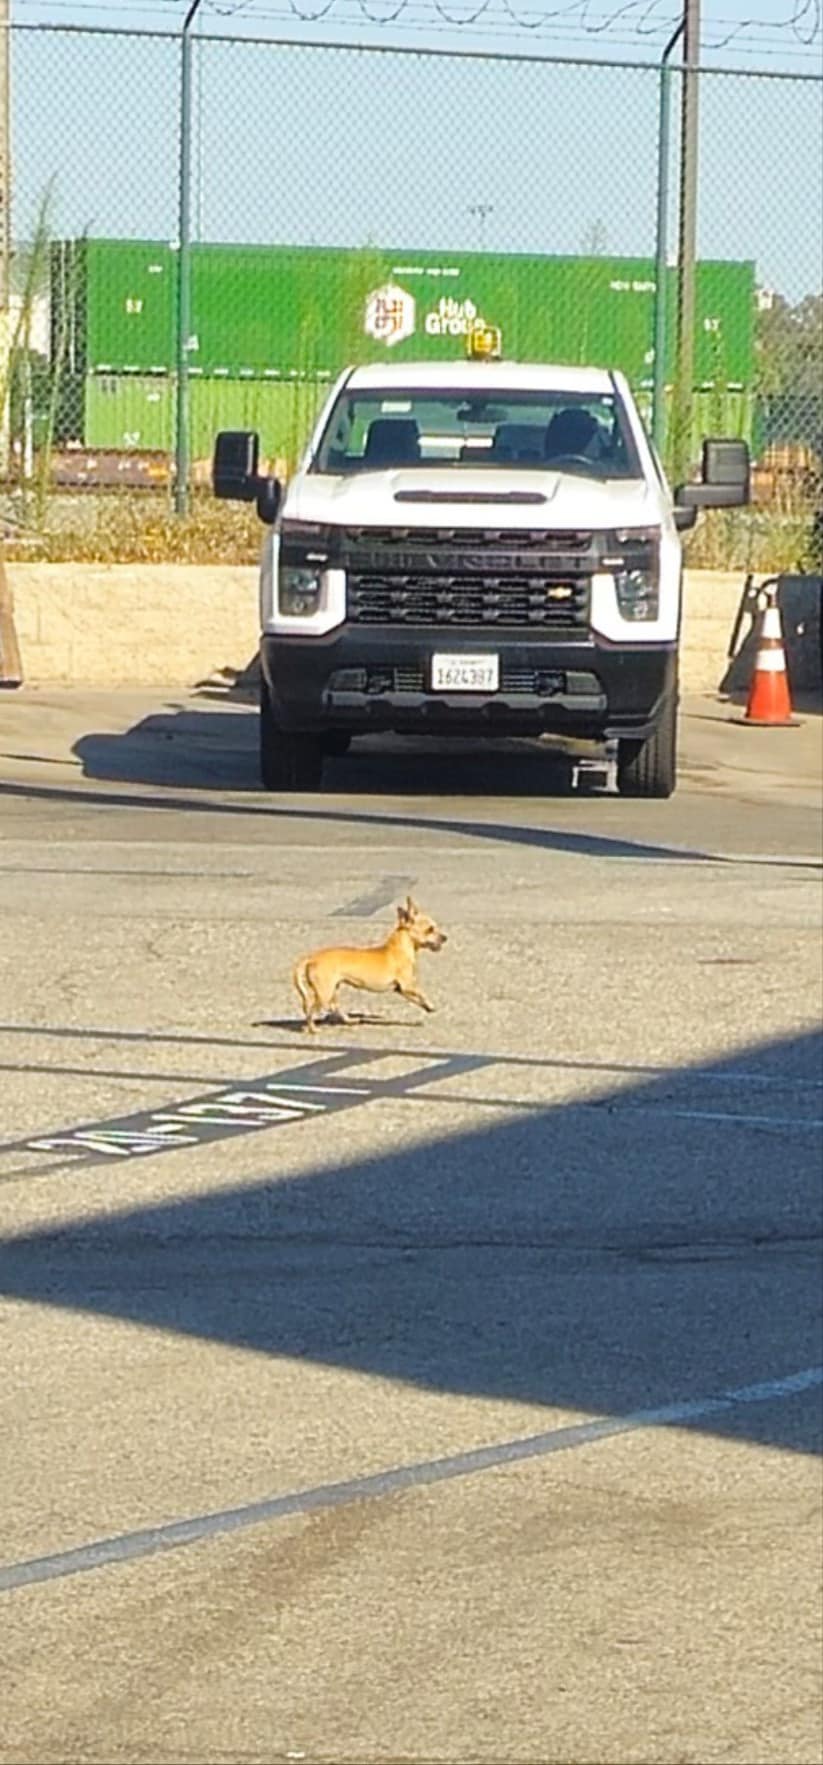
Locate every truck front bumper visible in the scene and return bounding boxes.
[260,628,678,742]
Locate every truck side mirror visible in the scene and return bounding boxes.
[212,429,281,524]
[702,438,750,500]
[675,437,751,521]
[213,430,260,502]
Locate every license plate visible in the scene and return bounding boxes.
[431,653,499,693]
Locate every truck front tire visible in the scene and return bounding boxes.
[324,732,352,757]
[260,680,324,792]
[616,691,677,799]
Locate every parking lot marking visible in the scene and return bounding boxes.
[2,1041,820,1177]
[614,1105,823,1132]
[0,1365,819,1597]
[2,1051,485,1169]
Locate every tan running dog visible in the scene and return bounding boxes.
[293,897,447,1033]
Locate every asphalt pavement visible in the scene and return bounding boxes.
[0,688,821,1765]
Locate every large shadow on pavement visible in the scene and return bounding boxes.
[1,1024,821,1457]
[0,770,727,866]
[0,699,783,867]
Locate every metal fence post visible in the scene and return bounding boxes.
[652,18,685,458]
[174,0,204,518]
[672,0,701,484]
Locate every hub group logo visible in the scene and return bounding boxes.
[364,282,492,348]
[364,283,416,347]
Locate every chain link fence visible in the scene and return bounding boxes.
[2,21,821,566]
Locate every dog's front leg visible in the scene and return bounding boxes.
[398,983,435,1014]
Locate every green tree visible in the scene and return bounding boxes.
[755,292,822,452]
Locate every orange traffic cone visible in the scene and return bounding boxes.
[737,584,799,727]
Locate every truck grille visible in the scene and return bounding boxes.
[342,526,592,630]
[348,575,588,628]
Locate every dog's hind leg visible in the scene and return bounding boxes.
[308,970,343,1030]
[331,986,353,1025]
[293,959,321,1032]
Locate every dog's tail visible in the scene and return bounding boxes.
[292,957,314,1019]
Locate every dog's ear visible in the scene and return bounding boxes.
[396,901,411,924]
[405,895,418,916]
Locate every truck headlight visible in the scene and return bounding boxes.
[279,565,323,617]
[614,567,659,621]
[606,529,660,622]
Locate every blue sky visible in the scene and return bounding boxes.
[11,0,823,300]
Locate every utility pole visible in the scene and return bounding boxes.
[0,0,21,689]
[651,16,685,455]
[0,0,11,473]
[673,0,700,481]
[0,0,8,312]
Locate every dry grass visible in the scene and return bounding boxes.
[683,507,820,574]
[3,488,821,575]
[3,491,263,565]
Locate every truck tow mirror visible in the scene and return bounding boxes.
[213,430,261,502]
[675,437,751,519]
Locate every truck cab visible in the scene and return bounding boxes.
[213,346,750,796]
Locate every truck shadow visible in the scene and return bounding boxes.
[71,698,584,799]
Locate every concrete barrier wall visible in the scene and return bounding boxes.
[7,564,260,691]
[3,562,814,697]
[680,572,746,697]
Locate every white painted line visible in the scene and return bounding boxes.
[615,1105,823,1131]
[0,1365,819,1596]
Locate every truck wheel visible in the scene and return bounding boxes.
[616,693,677,799]
[260,681,324,792]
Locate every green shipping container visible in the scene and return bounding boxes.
[84,372,752,473]
[58,239,756,392]
[83,374,328,464]
[84,374,171,451]
[52,239,174,376]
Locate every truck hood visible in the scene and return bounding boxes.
[282,467,663,531]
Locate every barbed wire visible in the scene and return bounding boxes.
[210,0,823,57]
[206,0,823,40]
[11,0,823,55]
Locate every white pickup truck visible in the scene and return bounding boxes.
[213,349,750,796]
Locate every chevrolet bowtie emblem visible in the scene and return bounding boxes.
[547,584,574,600]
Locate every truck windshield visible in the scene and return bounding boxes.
[312,388,641,480]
